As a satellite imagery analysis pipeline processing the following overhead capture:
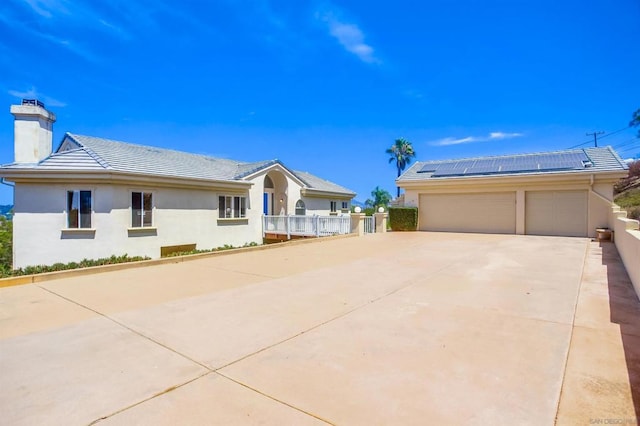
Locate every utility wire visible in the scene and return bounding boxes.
[618,145,640,155]
[568,140,593,149]
[597,125,631,141]
[567,125,633,149]
[613,138,639,149]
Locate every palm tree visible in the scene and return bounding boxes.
[386,138,416,197]
[365,186,392,210]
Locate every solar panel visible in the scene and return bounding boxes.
[418,151,590,177]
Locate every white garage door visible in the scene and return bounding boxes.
[525,191,588,237]
[419,192,516,234]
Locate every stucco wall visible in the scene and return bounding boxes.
[610,207,640,296]
[588,183,614,232]
[12,174,354,268]
[13,182,260,268]
[300,197,349,216]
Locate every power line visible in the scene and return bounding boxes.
[598,125,631,141]
[567,125,633,149]
[613,138,639,149]
[568,140,593,149]
[618,144,640,155]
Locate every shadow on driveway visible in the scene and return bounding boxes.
[603,242,640,418]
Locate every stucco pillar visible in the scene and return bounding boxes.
[374,212,388,233]
[516,189,525,235]
[350,213,365,236]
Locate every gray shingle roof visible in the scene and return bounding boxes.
[1,133,355,196]
[64,134,245,180]
[398,146,628,182]
[294,171,356,196]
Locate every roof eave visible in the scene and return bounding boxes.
[301,188,356,199]
[242,162,307,187]
[397,169,629,188]
[0,169,253,190]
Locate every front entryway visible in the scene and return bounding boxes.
[263,172,287,216]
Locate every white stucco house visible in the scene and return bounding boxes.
[0,100,355,268]
[397,148,628,237]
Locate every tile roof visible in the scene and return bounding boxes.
[1,133,355,196]
[63,134,245,181]
[294,171,356,196]
[398,146,628,182]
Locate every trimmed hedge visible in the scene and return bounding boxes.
[1,254,151,278]
[163,242,259,258]
[389,207,418,231]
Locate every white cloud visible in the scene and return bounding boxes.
[431,132,523,146]
[99,19,132,40]
[21,0,69,18]
[8,87,66,107]
[489,132,523,140]
[318,9,379,64]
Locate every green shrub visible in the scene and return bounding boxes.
[1,254,150,279]
[388,207,418,231]
[615,187,640,208]
[0,216,12,273]
[164,242,259,258]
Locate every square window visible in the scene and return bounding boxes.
[220,195,247,218]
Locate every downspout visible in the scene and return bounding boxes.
[0,177,14,189]
[1,178,15,207]
[589,174,613,205]
[589,174,616,234]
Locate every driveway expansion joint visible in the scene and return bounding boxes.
[214,372,335,425]
[87,371,214,425]
[36,284,213,371]
[554,240,590,425]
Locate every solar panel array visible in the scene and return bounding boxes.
[418,151,590,177]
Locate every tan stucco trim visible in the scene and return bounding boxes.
[300,188,355,199]
[398,170,627,190]
[0,170,252,191]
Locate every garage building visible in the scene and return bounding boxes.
[397,147,628,238]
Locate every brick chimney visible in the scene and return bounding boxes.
[10,99,56,164]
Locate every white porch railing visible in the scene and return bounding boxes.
[263,215,351,239]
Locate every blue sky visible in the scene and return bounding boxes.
[1,0,639,205]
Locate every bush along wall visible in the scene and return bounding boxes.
[388,207,418,231]
[1,254,150,279]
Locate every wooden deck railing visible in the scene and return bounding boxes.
[263,215,351,239]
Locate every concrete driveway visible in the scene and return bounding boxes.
[1,232,638,425]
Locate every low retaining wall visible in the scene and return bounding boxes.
[610,206,640,297]
[0,233,357,288]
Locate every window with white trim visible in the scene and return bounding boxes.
[330,201,337,213]
[132,192,153,227]
[219,195,247,218]
[67,190,92,228]
[295,199,306,215]
[341,201,348,209]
